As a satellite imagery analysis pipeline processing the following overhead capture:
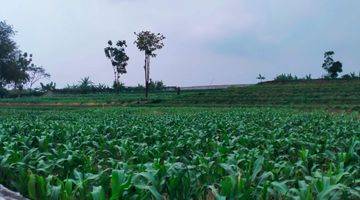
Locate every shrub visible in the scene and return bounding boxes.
[273,74,298,82]
[341,72,360,80]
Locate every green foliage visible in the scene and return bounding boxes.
[322,51,343,78]
[256,74,266,83]
[134,31,165,98]
[91,186,106,200]
[274,73,299,82]
[341,72,360,80]
[104,40,129,86]
[0,21,50,89]
[328,61,343,79]
[134,31,165,57]
[322,51,335,70]
[0,79,359,108]
[40,82,56,92]
[147,79,165,90]
[79,77,94,90]
[0,107,359,199]
[0,21,17,87]
[60,78,114,94]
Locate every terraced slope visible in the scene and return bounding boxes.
[0,80,359,108]
[173,80,360,107]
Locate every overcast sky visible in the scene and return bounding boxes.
[1,0,359,87]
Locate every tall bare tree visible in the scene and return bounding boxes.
[27,64,50,89]
[104,40,129,89]
[134,31,165,98]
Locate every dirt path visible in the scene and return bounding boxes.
[0,102,117,107]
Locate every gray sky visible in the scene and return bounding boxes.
[1,0,359,87]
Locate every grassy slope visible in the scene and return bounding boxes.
[0,80,359,109]
[173,80,360,107]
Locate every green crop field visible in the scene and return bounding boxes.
[1,2,359,199]
[0,107,359,199]
[1,80,359,110]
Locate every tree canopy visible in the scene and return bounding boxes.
[322,51,343,78]
[104,40,129,88]
[0,21,50,89]
[0,21,18,87]
[134,31,165,57]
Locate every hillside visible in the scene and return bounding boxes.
[173,79,360,107]
[0,80,359,109]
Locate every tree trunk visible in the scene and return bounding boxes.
[144,54,150,99]
[116,70,121,93]
[113,66,118,87]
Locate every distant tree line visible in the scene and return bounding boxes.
[1,21,169,98]
[258,51,359,83]
[50,77,166,95]
[0,21,50,97]
[271,72,359,83]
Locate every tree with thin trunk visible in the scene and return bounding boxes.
[134,31,165,98]
[104,40,129,90]
[256,74,266,83]
[322,51,343,79]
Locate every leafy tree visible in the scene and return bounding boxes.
[148,79,165,90]
[9,52,33,90]
[104,40,129,89]
[0,21,32,89]
[322,51,343,78]
[134,31,165,98]
[328,61,343,79]
[0,21,17,87]
[0,21,16,66]
[256,74,265,83]
[0,21,49,91]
